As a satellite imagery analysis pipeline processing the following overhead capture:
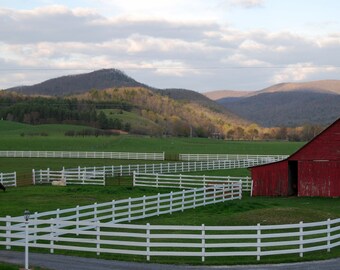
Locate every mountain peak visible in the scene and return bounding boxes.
[6,68,149,96]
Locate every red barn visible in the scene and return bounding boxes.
[251,118,340,197]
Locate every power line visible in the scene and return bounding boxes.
[0,65,339,71]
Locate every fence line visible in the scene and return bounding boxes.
[1,216,339,262]
[32,169,105,186]
[133,172,252,192]
[0,172,16,187]
[33,159,272,184]
[0,151,165,160]
[14,184,242,225]
[179,154,288,161]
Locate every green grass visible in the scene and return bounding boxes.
[102,109,160,130]
[2,121,334,265]
[0,121,303,154]
[0,185,172,217]
[2,185,340,265]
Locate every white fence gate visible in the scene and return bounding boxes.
[0,172,17,187]
[32,169,105,186]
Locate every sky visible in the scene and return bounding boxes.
[0,0,340,92]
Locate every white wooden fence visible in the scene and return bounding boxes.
[0,172,17,187]
[179,154,288,162]
[13,184,241,225]
[133,172,252,192]
[1,216,339,262]
[33,159,271,184]
[1,185,241,253]
[0,151,165,160]
[32,169,105,186]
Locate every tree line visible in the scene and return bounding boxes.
[0,94,131,131]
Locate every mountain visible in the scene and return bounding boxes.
[205,80,340,100]
[6,69,152,96]
[205,80,340,127]
[5,68,234,117]
[2,69,249,138]
[204,90,251,101]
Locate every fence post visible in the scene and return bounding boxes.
[156,173,159,188]
[50,218,54,254]
[170,192,173,214]
[96,221,100,255]
[179,174,182,189]
[203,187,206,206]
[133,171,136,187]
[128,197,131,222]
[231,183,234,200]
[327,218,331,252]
[299,221,304,257]
[112,200,115,224]
[257,223,261,261]
[250,178,254,197]
[213,185,216,203]
[193,189,196,209]
[76,205,80,234]
[146,223,151,261]
[94,202,98,221]
[239,180,242,200]
[157,193,160,216]
[143,195,146,218]
[201,224,205,262]
[182,190,185,212]
[32,169,35,185]
[6,216,11,250]
[62,168,65,184]
[34,212,38,244]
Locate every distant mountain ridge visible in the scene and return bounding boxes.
[204,80,340,127]
[205,80,340,100]
[5,68,233,116]
[2,68,248,137]
[6,69,152,96]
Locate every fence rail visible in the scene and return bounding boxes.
[33,159,272,184]
[14,184,241,225]
[133,172,252,192]
[0,172,16,187]
[0,151,165,160]
[32,169,105,186]
[179,154,288,161]
[1,216,339,262]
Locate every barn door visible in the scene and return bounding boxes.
[288,161,298,196]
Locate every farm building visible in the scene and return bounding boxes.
[251,118,340,197]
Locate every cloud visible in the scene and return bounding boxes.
[230,0,264,8]
[270,63,337,84]
[1,4,340,91]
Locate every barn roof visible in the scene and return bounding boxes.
[288,117,340,161]
[250,117,340,169]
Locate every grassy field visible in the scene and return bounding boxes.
[3,120,336,265]
[1,184,340,265]
[0,120,301,185]
[0,121,303,154]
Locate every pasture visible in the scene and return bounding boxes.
[2,121,339,265]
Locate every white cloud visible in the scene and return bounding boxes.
[229,0,264,9]
[270,63,337,84]
[1,4,340,91]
